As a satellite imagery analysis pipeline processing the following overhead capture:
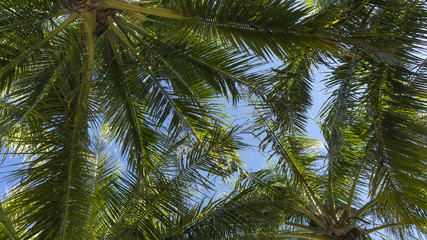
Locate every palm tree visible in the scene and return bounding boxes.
[223,0,427,239]
[210,132,425,240]
[0,0,346,238]
[0,127,247,239]
[0,0,425,239]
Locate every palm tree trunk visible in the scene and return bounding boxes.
[58,0,124,37]
[342,228,367,240]
[331,226,367,240]
[58,0,92,11]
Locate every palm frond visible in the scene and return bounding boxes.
[3,27,98,239]
[317,0,427,234]
[0,204,19,240]
[101,125,245,239]
[256,53,320,135]
[166,0,341,60]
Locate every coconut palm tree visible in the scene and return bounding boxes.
[0,0,346,238]
[0,126,247,239]
[212,129,426,240]
[0,0,425,239]
[227,0,427,238]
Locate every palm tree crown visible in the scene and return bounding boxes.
[0,0,426,239]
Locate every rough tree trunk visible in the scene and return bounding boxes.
[309,205,368,240]
[58,0,93,12]
[58,0,124,37]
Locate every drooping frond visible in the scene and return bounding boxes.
[165,0,342,60]
[318,0,427,234]
[0,203,19,240]
[255,53,322,135]
[4,31,96,239]
[101,125,245,239]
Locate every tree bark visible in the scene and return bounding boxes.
[58,0,125,37]
[58,0,93,11]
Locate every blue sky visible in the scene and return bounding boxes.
[227,67,330,171]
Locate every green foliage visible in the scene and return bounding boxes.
[0,0,426,239]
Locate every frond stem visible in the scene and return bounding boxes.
[61,11,95,240]
[100,0,189,20]
[353,199,376,222]
[282,222,325,233]
[346,156,367,218]
[107,17,201,142]
[243,89,332,227]
[104,30,156,173]
[367,224,397,234]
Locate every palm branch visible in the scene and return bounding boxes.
[233,0,427,239]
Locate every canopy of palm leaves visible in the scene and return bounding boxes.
[237,0,427,239]
[0,0,426,239]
